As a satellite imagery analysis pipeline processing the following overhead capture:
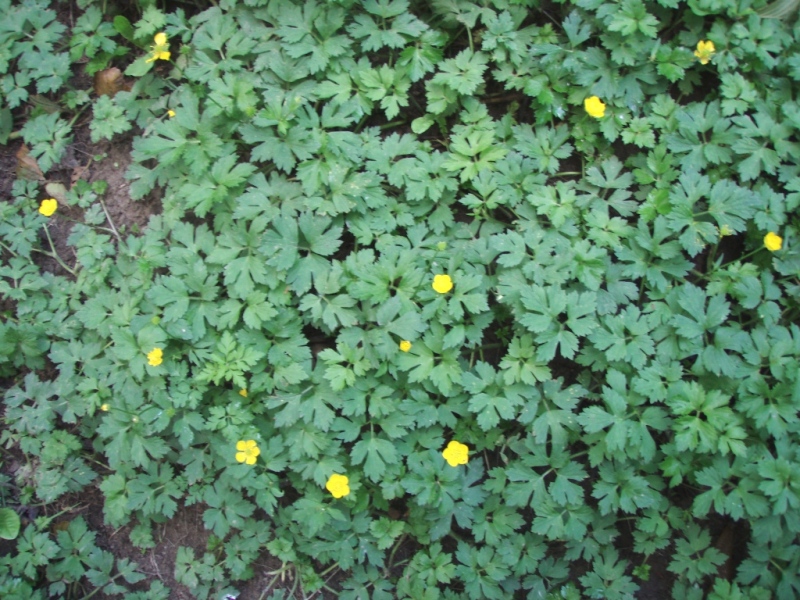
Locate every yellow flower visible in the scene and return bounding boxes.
[764,232,783,252]
[167,109,176,118]
[146,32,171,63]
[442,440,469,467]
[694,40,715,65]
[584,96,606,118]
[399,340,412,352]
[325,473,350,498]
[100,403,110,412]
[432,274,453,294]
[146,347,163,366]
[235,440,260,465]
[39,198,58,217]
[239,388,248,397]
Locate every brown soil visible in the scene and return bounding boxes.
[77,131,162,236]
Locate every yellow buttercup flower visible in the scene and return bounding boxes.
[39,198,58,217]
[584,96,606,118]
[146,347,163,366]
[694,40,715,65]
[146,32,171,63]
[100,403,110,412]
[239,388,248,397]
[399,340,412,352]
[764,232,783,252]
[167,109,176,118]
[442,440,469,467]
[325,473,350,498]
[432,274,453,294]
[235,440,260,465]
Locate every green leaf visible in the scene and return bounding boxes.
[580,548,639,598]
[113,15,135,41]
[412,114,435,134]
[0,108,13,145]
[351,434,399,481]
[19,112,72,173]
[124,56,154,77]
[0,508,21,540]
[370,517,405,551]
[133,5,167,39]
[602,0,660,37]
[588,306,655,370]
[432,49,488,95]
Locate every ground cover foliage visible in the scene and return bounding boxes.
[1,0,800,597]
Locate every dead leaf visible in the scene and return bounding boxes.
[45,182,68,204]
[71,158,93,187]
[15,145,45,181]
[94,67,124,97]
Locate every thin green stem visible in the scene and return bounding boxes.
[386,533,407,570]
[79,573,123,600]
[99,197,121,242]
[0,240,18,257]
[43,224,76,276]
[258,574,280,600]
[319,562,339,577]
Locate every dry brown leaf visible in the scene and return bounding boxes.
[71,161,91,187]
[94,67,124,97]
[45,182,68,204]
[15,145,45,181]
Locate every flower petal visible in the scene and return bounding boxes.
[432,274,453,294]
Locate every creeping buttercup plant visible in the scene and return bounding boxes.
[1,0,800,598]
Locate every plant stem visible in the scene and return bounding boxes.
[43,224,76,276]
[258,576,279,600]
[0,240,18,257]
[99,197,121,242]
[319,562,339,577]
[387,533,407,570]
[78,573,123,600]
